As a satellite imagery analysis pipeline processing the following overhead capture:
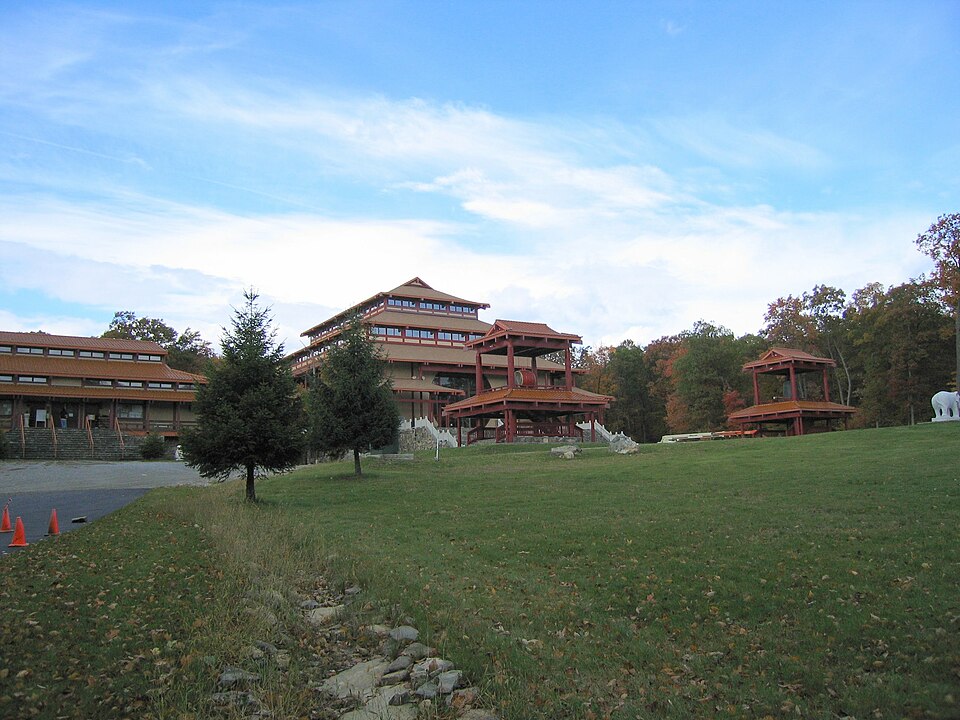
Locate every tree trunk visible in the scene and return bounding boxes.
[246,463,256,502]
[353,448,362,476]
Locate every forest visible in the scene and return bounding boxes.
[575,277,955,441]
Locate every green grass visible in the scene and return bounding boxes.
[2,425,959,719]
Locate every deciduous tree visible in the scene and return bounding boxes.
[103,311,214,372]
[179,291,303,501]
[916,213,960,389]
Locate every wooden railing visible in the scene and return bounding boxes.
[114,417,126,457]
[49,421,58,459]
[17,414,25,459]
[84,417,95,456]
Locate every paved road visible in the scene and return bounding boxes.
[0,461,209,555]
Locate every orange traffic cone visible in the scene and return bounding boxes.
[8,517,28,547]
[0,504,10,533]
[47,509,60,537]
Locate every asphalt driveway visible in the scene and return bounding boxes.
[0,461,209,554]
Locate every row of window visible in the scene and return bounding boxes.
[371,326,484,342]
[0,345,163,362]
[385,299,477,314]
[0,375,193,390]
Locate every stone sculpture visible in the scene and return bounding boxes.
[931,390,960,421]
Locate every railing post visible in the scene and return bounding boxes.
[50,421,58,459]
[18,413,25,459]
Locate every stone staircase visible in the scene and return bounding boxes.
[2,428,145,461]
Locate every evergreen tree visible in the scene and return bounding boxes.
[305,317,400,476]
[180,290,303,501]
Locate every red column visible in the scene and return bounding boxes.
[507,342,516,388]
[822,368,832,402]
[591,414,596,442]
[789,367,798,401]
[752,370,761,405]
[475,352,483,395]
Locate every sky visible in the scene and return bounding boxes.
[1,1,958,353]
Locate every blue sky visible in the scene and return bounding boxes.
[1,1,957,351]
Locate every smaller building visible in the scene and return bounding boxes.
[443,320,611,444]
[727,347,855,436]
[0,331,205,437]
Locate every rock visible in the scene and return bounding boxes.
[460,710,499,720]
[399,642,434,661]
[413,657,454,677]
[247,645,265,661]
[389,625,419,643]
[609,434,640,454]
[255,641,278,655]
[414,680,439,700]
[550,444,581,457]
[385,654,414,673]
[366,624,392,639]
[436,670,462,694]
[378,668,410,685]
[218,666,261,688]
[274,651,291,670]
[300,599,320,610]
[389,689,412,705]
[306,604,344,627]
[319,659,391,701]
[344,585,362,596]
[211,690,260,708]
[340,684,417,720]
[447,686,478,710]
[245,606,279,627]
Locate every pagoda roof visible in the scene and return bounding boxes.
[466,319,582,356]
[301,277,489,338]
[743,347,836,372]
[0,354,204,384]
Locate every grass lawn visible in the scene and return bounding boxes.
[2,423,958,719]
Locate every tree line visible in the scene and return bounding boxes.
[577,214,960,440]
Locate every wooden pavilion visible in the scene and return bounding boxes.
[727,347,855,436]
[442,320,611,445]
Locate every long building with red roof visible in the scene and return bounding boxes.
[0,330,205,440]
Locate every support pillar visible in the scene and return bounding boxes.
[752,371,761,405]
[822,368,831,402]
[475,352,483,395]
[507,342,516,388]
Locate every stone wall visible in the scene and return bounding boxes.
[398,426,437,453]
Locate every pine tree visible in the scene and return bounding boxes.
[305,316,399,476]
[180,290,303,501]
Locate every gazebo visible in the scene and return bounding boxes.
[442,320,611,445]
[727,347,856,436]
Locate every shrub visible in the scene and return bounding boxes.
[140,433,167,460]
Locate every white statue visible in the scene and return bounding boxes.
[931,390,960,422]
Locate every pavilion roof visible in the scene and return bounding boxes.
[743,347,836,372]
[466,319,581,356]
[727,399,856,423]
[300,277,489,338]
[443,385,611,417]
[0,355,205,384]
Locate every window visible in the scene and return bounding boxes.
[387,298,416,308]
[419,301,447,311]
[79,350,106,359]
[48,348,75,357]
[86,379,113,387]
[449,304,474,314]
[0,400,11,416]
[17,376,47,384]
[16,346,43,355]
[0,375,12,383]
[438,331,466,342]
[404,328,435,339]
[117,380,144,388]
[109,352,134,360]
[468,334,484,341]
[178,383,195,391]
[117,404,144,419]
[137,354,162,362]
[148,382,173,389]
[0,346,11,353]
[373,326,402,337]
